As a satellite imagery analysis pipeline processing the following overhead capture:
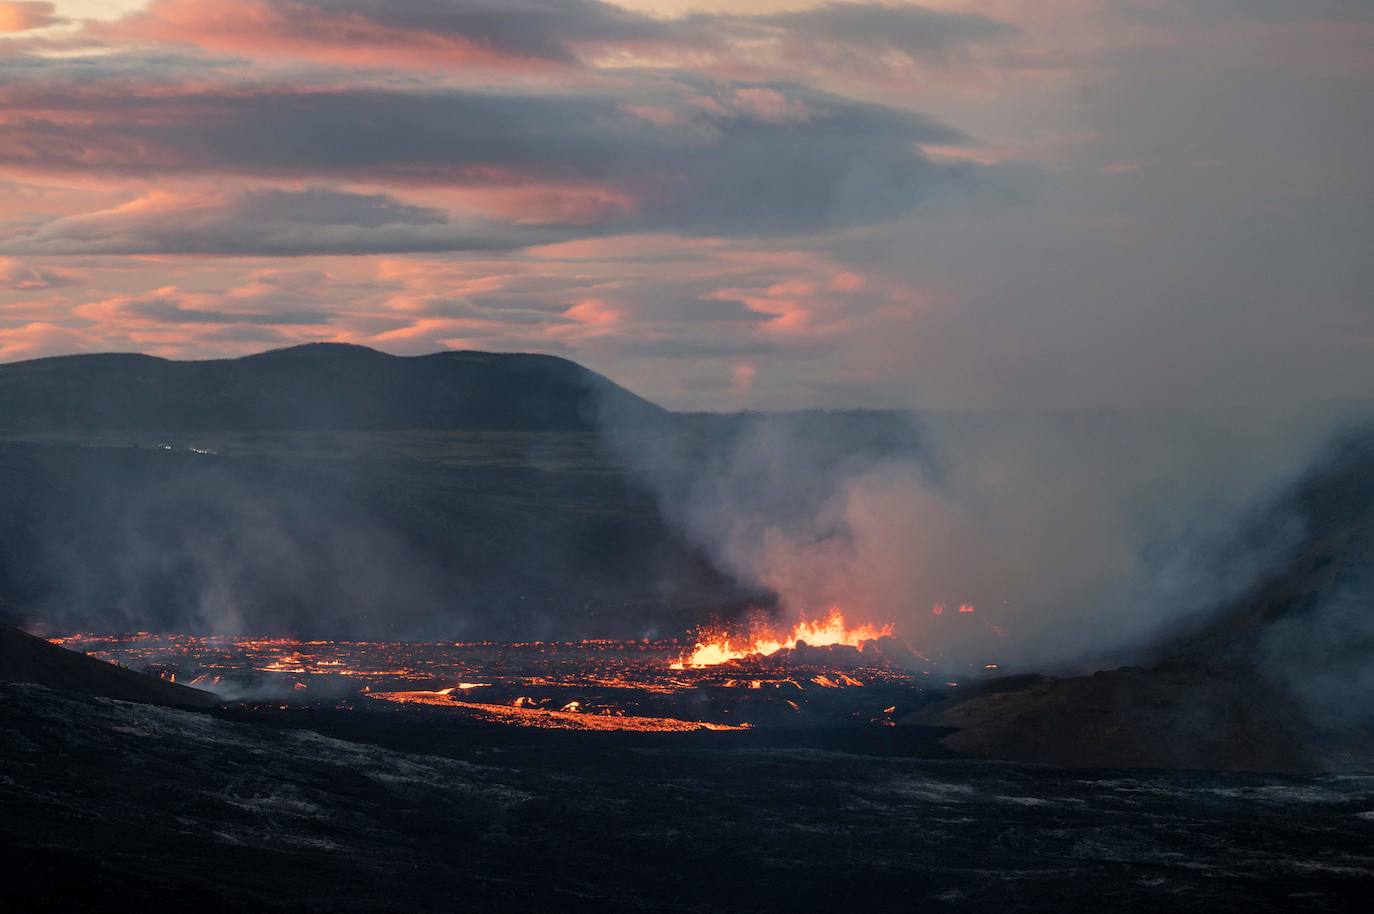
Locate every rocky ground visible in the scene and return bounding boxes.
[4,682,1374,913]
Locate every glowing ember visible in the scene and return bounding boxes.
[670,608,893,669]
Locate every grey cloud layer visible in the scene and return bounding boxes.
[739,3,1015,59]
[1121,0,1374,25]
[0,61,978,254]
[114,295,327,326]
[101,0,1011,68]
[3,188,557,256]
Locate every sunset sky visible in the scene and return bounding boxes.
[1,1,1370,409]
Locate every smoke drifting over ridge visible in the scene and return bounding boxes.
[602,400,1374,671]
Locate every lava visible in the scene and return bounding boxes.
[46,631,959,733]
[368,691,750,731]
[670,608,894,669]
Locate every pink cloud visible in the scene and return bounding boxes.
[93,0,574,73]
[0,256,75,290]
[552,298,625,338]
[69,0,1017,92]
[0,321,99,360]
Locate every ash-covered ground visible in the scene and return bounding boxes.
[4,681,1374,914]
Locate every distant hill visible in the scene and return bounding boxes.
[0,624,218,708]
[0,343,666,432]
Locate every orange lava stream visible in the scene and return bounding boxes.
[366,691,749,731]
[670,607,893,669]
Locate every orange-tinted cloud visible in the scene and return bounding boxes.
[0,1,62,33]
[0,321,98,360]
[0,256,74,290]
[94,0,582,72]
[0,71,972,243]
[1,187,554,256]
[86,0,1015,85]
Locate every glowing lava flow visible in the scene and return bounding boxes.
[366,691,749,731]
[671,608,893,669]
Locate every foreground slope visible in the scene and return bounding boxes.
[0,624,218,708]
[4,682,1373,913]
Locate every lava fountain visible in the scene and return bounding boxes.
[670,607,894,669]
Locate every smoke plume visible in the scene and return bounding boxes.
[602,402,1374,671]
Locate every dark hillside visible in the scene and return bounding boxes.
[912,427,1374,771]
[0,438,744,639]
[0,624,218,708]
[0,344,731,638]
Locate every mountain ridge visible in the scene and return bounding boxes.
[0,342,667,432]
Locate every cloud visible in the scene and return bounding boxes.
[0,188,559,256]
[93,0,669,70]
[0,64,979,243]
[80,287,330,326]
[0,321,98,360]
[731,2,1017,72]
[88,0,1013,80]
[1120,0,1374,26]
[0,1,63,33]
[0,256,72,289]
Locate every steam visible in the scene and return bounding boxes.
[1262,585,1374,734]
[1254,431,1374,737]
[1,430,739,641]
[23,445,457,639]
[602,403,1373,671]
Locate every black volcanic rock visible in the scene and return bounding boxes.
[0,624,218,709]
[0,343,666,432]
[909,665,1317,771]
[6,682,1374,913]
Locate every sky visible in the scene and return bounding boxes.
[0,1,1370,410]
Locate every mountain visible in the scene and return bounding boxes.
[0,343,666,432]
[912,428,1374,772]
[0,624,218,708]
